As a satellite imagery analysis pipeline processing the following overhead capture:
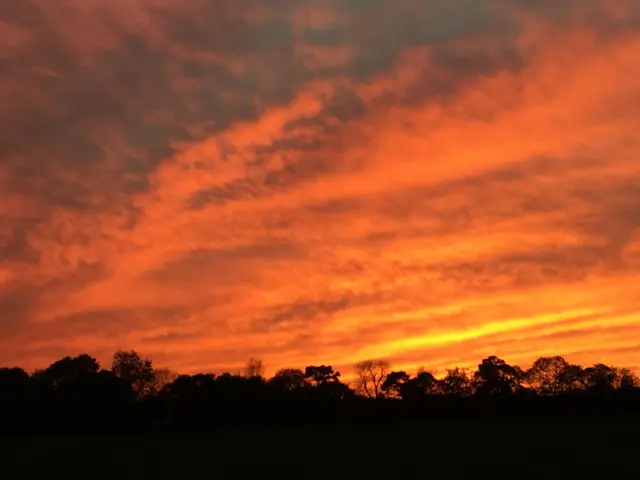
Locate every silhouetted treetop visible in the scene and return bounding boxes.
[0,351,638,434]
[112,350,156,397]
[242,358,265,379]
[474,356,522,396]
[304,365,341,386]
[354,359,390,398]
[381,371,410,398]
[33,354,100,387]
[269,368,308,393]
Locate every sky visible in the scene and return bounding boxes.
[1,0,639,376]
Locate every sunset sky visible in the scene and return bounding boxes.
[1,0,639,376]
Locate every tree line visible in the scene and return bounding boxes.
[1,351,638,433]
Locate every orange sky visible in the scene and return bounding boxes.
[1,0,639,376]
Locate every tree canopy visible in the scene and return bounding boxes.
[1,351,638,434]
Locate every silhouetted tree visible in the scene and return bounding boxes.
[582,364,618,393]
[34,354,100,387]
[242,358,265,378]
[317,379,354,400]
[302,365,353,400]
[158,373,217,426]
[154,368,179,392]
[526,356,574,395]
[402,370,440,400]
[618,368,639,389]
[304,365,341,386]
[2,349,639,434]
[560,363,584,391]
[440,368,473,397]
[354,359,390,398]
[381,371,410,398]
[112,350,156,397]
[269,368,308,393]
[474,356,521,395]
[58,370,135,406]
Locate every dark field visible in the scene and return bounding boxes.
[3,416,640,479]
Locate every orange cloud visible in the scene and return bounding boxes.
[0,1,639,376]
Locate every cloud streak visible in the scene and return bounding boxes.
[1,0,639,375]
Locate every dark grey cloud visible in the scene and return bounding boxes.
[0,0,536,222]
[0,259,107,337]
[141,331,203,344]
[436,245,601,293]
[250,296,352,333]
[44,306,186,339]
[0,218,41,265]
[1,0,633,227]
[144,240,305,286]
[0,283,44,337]
[187,179,261,209]
[2,0,635,191]
[302,153,640,257]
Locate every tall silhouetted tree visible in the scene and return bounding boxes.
[582,364,618,393]
[303,365,353,400]
[381,371,410,398]
[474,356,521,395]
[560,363,584,391]
[112,350,156,397]
[242,358,265,379]
[440,368,474,397]
[354,359,390,398]
[526,356,573,395]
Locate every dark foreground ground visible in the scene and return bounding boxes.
[3,416,640,479]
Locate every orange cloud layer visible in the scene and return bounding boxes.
[0,1,639,376]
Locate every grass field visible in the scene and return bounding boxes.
[3,416,640,478]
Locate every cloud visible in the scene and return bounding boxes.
[0,0,639,374]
